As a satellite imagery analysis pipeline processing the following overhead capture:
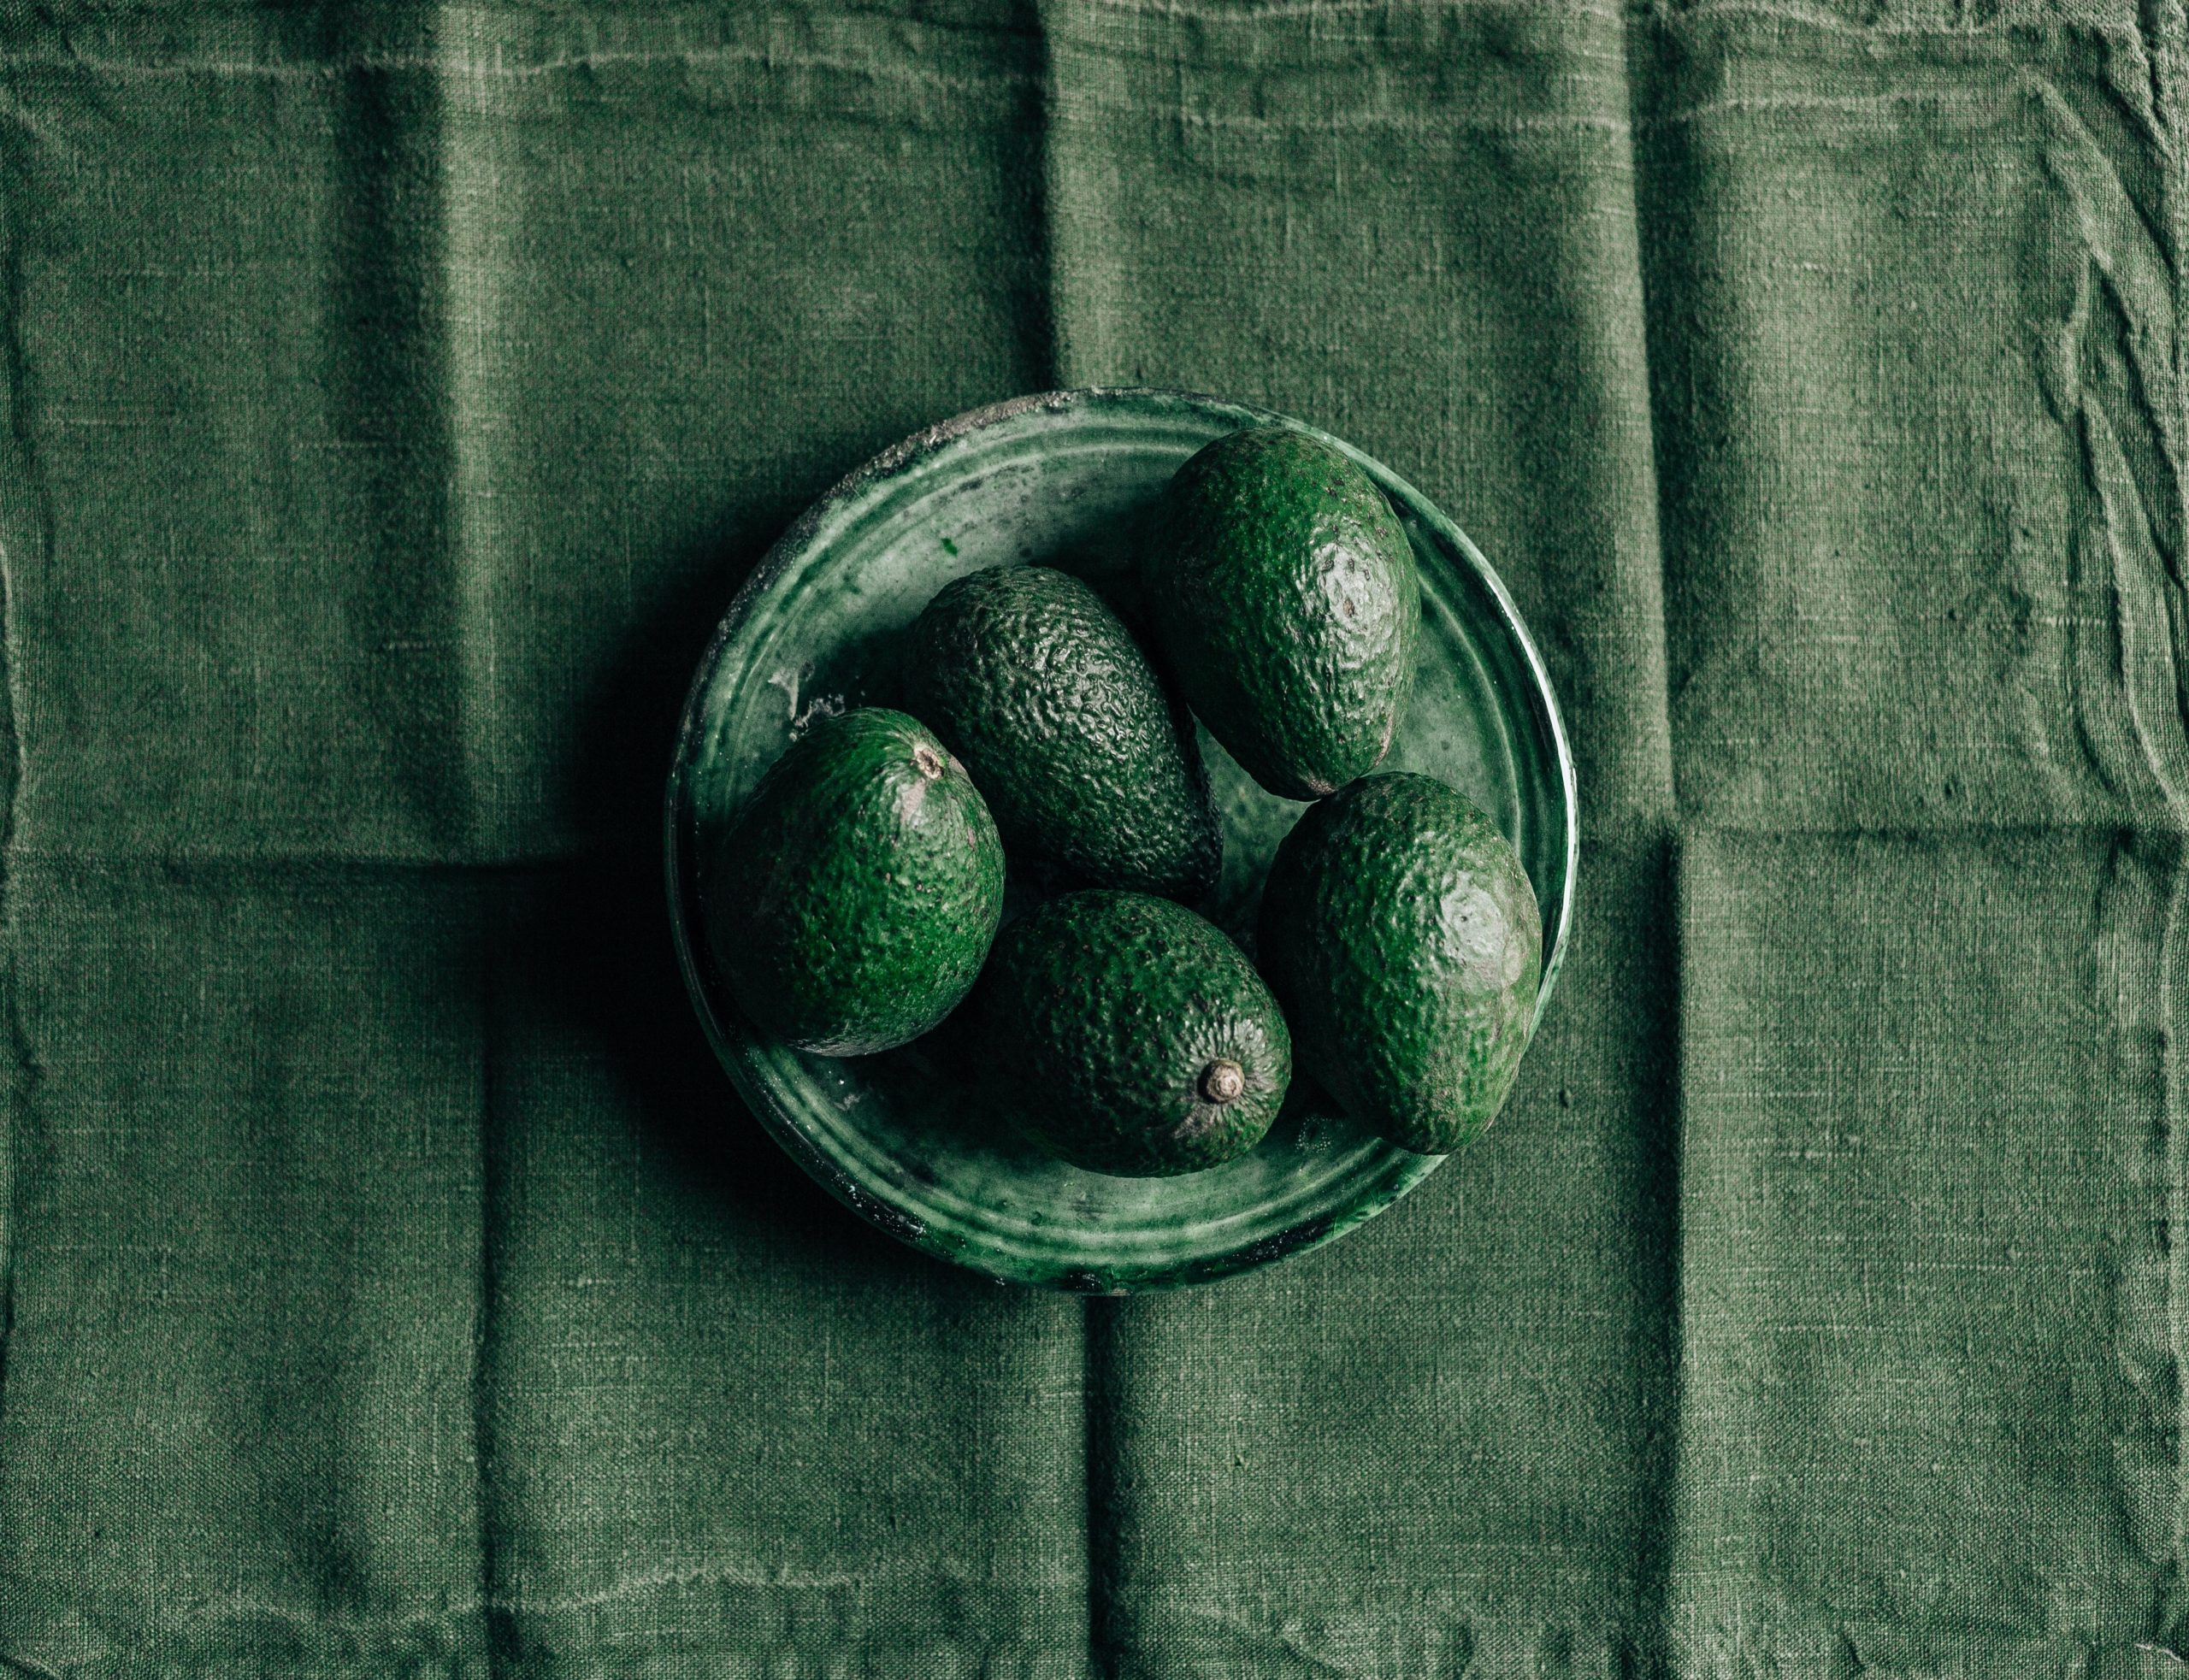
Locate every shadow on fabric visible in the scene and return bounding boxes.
[509,511,927,1276]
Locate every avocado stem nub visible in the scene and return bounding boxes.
[912,744,945,781]
[1198,1058,1246,1105]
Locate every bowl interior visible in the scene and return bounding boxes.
[667,389,1575,1291]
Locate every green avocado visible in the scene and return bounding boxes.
[979,890,1290,1176]
[1257,773,1540,1152]
[1144,427,1419,801]
[910,565,1220,902]
[702,707,1005,1057]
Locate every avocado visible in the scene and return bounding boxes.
[1257,773,1540,1152]
[910,565,1220,902]
[979,890,1290,1176]
[701,707,1005,1056]
[1144,427,1419,801]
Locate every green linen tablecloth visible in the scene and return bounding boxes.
[0,0,2181,1672]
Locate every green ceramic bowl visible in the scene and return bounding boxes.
[665,389,1577,1292]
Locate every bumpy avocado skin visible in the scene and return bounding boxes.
[911,566,1220,902]
[1145,427,1419,801]
[702,708,1006,1057]
[1258,774,1540,1152]
[980,890,1291,1176]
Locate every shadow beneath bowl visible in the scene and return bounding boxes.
[493,504,932,1281]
